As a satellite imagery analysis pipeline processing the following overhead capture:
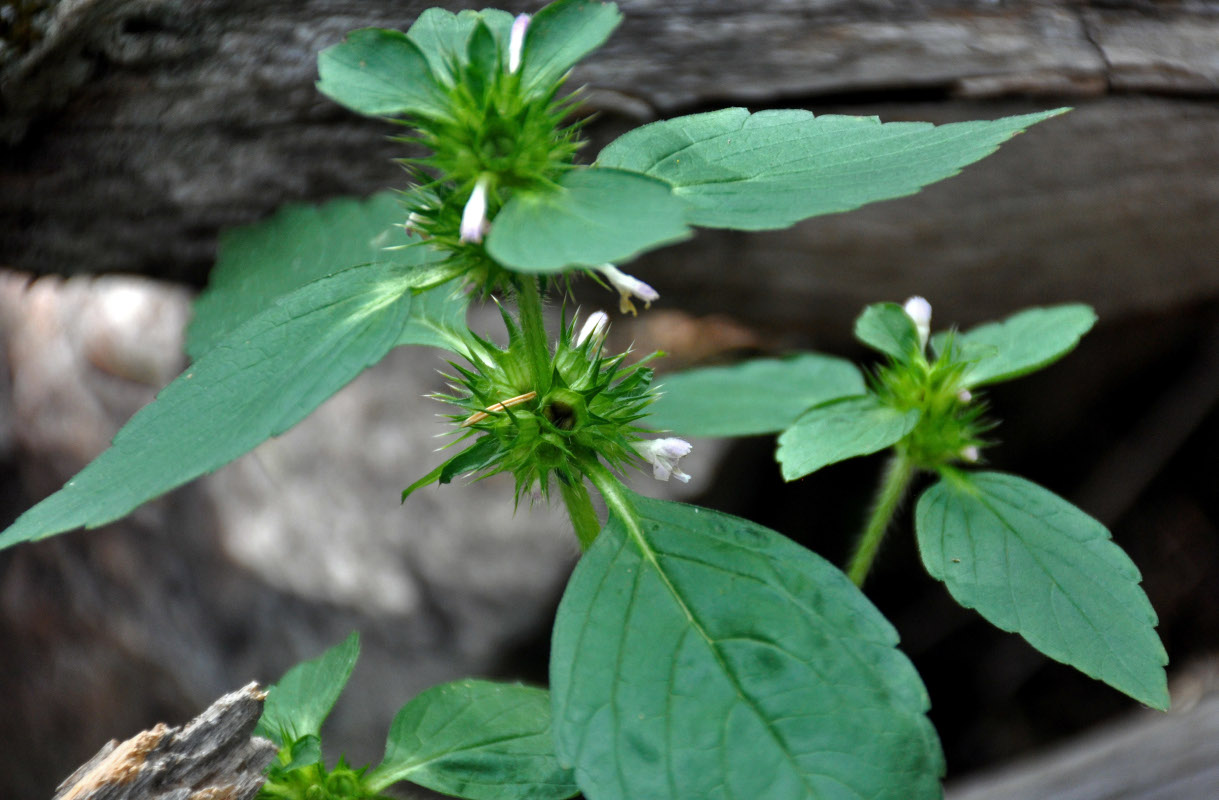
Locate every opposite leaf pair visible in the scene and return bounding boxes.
[649,301,1169,710]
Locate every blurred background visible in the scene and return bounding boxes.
[2,1,1218,797]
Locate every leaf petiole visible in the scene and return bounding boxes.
[847,454,915,587]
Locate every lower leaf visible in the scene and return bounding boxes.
[915,471,1169,709]
[551,492,943,800]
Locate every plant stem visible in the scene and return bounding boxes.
[515,275,552,390]
[579,457,639,540]
[847,454,915,587]
[559,476,602,550]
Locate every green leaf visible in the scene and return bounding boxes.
[0,261,425,550]
[855,302,921,361]
[646,354,865,437]
[255,632,360,746]
[406,8,514,87]
[551,492,943,800]
[396,280,473,355]
[367,680,578,800]
[520,0,623,97]
[598,107,1068,230]
[317,28,450,118]
[486,167,690,273]
[932,304,1097,387]
[916,471,1169,709]
[777,395,920,481]
[189,193,451,359]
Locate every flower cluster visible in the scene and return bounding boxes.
[405,307,679,503]
[875,296,992,468]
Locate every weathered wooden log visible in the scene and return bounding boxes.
[2,1,1217,332]
[52,683,276,800]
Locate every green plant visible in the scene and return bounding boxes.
[1,2,1166,798]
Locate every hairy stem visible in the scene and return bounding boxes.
[559,476,602,550]
[579,457,641,544]
[515,275,552,390]
[847,454,915,587]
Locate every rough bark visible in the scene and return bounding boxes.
[52,683,276,800]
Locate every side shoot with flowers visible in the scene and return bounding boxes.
[0,2,1168,799]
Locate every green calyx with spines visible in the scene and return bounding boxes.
[394,18,587,293]
[406,301,656,504]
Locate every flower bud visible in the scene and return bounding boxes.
[903,295,932,353]
[576,310,610,348]
[960,445,980,463]
[508,14,530,74]
[460,176,491,243]
[957,388,972,403]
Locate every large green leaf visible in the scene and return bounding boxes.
[486,167,690,272]
[520,0,622,97]
[916,471,1169,709]
[189,193,456,359]
[855,302,922,361]
[0,261,430,550]
[317,28,450,118]
[777,395,920,481]
[551,492,943,800]
[646,354,865,437]
[406,8,514,87]
[932,304,1097,388]
[597,107,1068,230]
[255,632,361,746]
[367,680,578,800]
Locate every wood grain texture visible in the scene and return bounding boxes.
[52,683,276,800]
[2,1,1217,332]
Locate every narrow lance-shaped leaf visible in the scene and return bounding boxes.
[646,354,865,437]
[366,680,578,800]
[0,261,431,550]
[931,304,1097,388]
[916,471,1169,709]
[486,167,690,273]
[777,395,921,481]
[189,193,456,359]
[855,302,922,361]
[551,491,943,800]
[598,107,1068,230]
[255,632,361,746]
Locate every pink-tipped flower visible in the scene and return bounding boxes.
[903,295,932,353]
[596,263,659,316]
[460,176,491,243]
[576,310,610,348]
[508,14,530,74]
[635,437,693,483]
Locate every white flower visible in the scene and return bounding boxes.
[596,263,659,316]
[635,437,693,483]
[576,310,610,348]
[508,14,530,74]
[960,445,980,463]
[957,388,972,403]
[460,176,490,243]
[903,295,932,353]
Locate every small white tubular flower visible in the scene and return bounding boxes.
[508,14,530,74]
[903,295,932,353]
[596,263,659,316]
[960,445,980,463]
[957,388,973,403]
[576,310,610,348]
[460,176,491,243]
[635,437,693,483]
